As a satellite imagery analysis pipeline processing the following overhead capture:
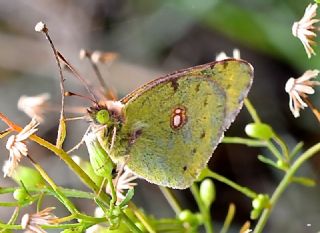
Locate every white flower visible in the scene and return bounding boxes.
[216,48,241,61]
[17,93,50,123]
[3,118,39,177]
[106,166,138,204]
[21,207,58,233]
[292,3,320,58]
[285,69,320,117]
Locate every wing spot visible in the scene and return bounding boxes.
[204,98,208,106]
[200,131,206,138]
[183,166,187,171]
[171,79,179,91]
[170,106,187,130]
[195,83,201,92]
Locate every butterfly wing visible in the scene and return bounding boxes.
[112,59,253,189]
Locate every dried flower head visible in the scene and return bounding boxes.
[292,3,320,58]
[106,166,138,204]
[34,21,48,33]
[3,118,39,177]
[285,69,320,117]
[21,207,58,233]
[216,49,241,61]
[17,93,50,123]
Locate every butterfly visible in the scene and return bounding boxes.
[88,58,253,189]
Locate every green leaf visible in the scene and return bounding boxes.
[56,117,66,149]
[291,176,316,187]
[119,188,135,208]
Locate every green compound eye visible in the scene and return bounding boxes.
[95,109,110,125]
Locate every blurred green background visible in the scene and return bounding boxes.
[0,0,319,232]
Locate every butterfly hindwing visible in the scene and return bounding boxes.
[110,59,253,189]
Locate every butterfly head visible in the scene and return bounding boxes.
[87,100,124,126]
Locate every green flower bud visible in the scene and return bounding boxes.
[250,209,261,220]
[12,166,45,188]
[252,194,269,210]
[276,160,289,170]
[71,156,104,186]
[199,178,215,209]
[245,123,274,140]
[13,188,30,203]
[85,133,115,178]
[179,210,200,226]
[179,210,194,222]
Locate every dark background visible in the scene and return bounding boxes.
[0,1,319,232]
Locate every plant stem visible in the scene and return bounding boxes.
[253,142,320,233]
[130,203,157,233]
[0,187,94,199]
[28,156,78,214]
[203,168,257,199]
[219,203,235,233]
[0,113,140,232]
[222,137,265,147]
[244,99,261,123]
[159,187,182,215]
[190,184,213,233]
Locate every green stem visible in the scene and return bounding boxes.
[265,141,283,161]
[0,187,94,199]
[129,203,157,233]
[244,99,261,123]
[0,222,21,230]
[219,203,235,233]
[203,168,257,199]
[0,114,140,231]
[0,202,20,207]
[159,187,182,215]
[223,137,283,164]
[190,184,213,233]
[29,157,78,214]
[253,142,320,233]
[272,133,290,161]
[121,212,143,233]
[222,137,266,147]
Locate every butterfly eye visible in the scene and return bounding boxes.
[95,109,111,125]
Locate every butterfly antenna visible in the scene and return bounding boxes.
[57,51,99,105]
[80,49,118,100]
[65,91,97,104]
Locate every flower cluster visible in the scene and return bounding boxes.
[2,118,39,177]
[292,3,320,58]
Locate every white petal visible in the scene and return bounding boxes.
[295,84,315,94]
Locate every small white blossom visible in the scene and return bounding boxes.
[285,69,320,117]
[34,22,47,33]
[292,3,320,58]
[21,207,58,233]
[106,166,138,204]
[17,93,50,123]
[3,118,39,177]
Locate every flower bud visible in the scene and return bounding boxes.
[252,194,269,210]
[85,133,115,178]
[13,188,30,203]
[12,166,45,188]
[245,123,274,140]
[200,178,215,208]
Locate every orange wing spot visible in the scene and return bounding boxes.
[170,106,187,130]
